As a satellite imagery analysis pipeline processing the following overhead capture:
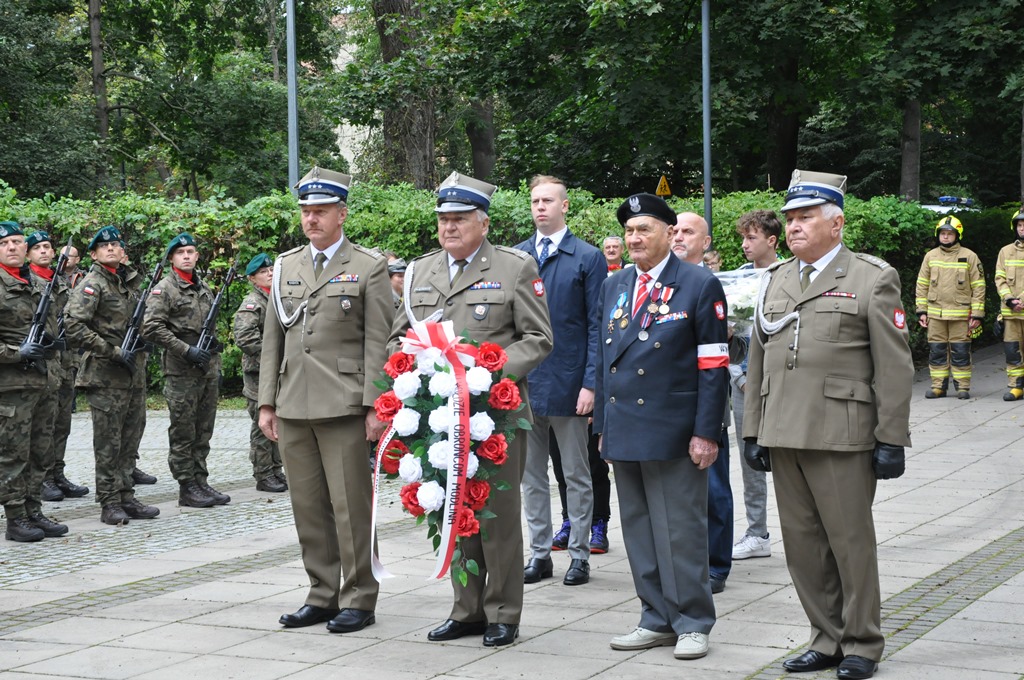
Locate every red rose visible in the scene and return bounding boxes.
[380,439,409,475]
[488,378,522,411]
[374,391,403,422]
[399,482,425,517]
[384,351,416,378]
[455,504,480,537]
[476,342,508,372]
[476,434,508,466]
[464,478,490,511]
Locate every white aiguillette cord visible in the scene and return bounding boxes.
[403,258,443,325]
[755,268,802,362]
[271,256,307,329]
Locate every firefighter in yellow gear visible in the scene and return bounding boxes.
[994,208,1024,401]
[915,216,985,399]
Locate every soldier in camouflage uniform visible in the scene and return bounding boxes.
[142,233,227,508]
[0,221,66,541]
[233,253,286,493]
[65,226,160,525]
[26,232,91,503]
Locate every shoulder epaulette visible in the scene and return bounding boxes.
[855,253,890,269]
[495,245,530,259]
[767,257,793,272]
[352,243,384,259]
[411,249,442,264]
[278,244,305,259]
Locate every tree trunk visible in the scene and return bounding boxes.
[89,0,109,184]
[466,98,496,181]
[900,99,921,201]
[764,56,800,191]
[371,0,435,188]
[1019,101,1023,203]
[265,0,280,82]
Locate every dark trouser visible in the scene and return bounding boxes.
[86,387,142,506]
[164,375,218,483]
[707,428,733,581]
[552,424,612,522]
[50,367,76,478]
[25,387,58,514]
[0,389,44,519]
[246,398,283,480]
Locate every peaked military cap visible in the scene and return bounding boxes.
[26,230,53,249]
[616,193,676,227]
[88,225,122,251]
[435,172,497,214]
[245,253,273,276]
[0,221,24,239]
[387,258,407,275]
[296,166,351,205]
[782,169,848,212]
[166,232,196,257]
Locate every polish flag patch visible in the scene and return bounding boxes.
[697,343,730,369]
[894,308,906,329]
[532,279,545,297]
[82,285,95,296]
[714,301,725,320]
[245,303,256,310]
[150,289,162,295]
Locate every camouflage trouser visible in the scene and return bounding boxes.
[927,318,971,390]
[24,387,59,513]
[1003,318,1024,389]
[164,375,218,483]
[49,367,76,478]
[246,398,282,481]
[0,389,44,519]
[86,387,143,506]
[123,386,147,463]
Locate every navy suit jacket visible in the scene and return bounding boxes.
[515,230,605,416]
[594,255,730,462]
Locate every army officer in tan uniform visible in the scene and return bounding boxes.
[743,170,913,680]
[390,172,553,647]
[258,167,393,634]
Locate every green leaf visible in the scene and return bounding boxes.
[465,559,480,576]
[478,509,497,519]
[516,418,531,430]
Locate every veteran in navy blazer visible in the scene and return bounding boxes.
[595,194,729,661]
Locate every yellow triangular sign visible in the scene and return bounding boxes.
[656,175,671,197]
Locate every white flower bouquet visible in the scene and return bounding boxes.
[715,268,766,336]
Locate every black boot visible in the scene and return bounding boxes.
[40,479,64,502]
[121,498,160,519]
[178,481,216,508]
[5,516,45,542]
[28,512,69,537]
[256,475,287,493]
[54,472,89,498]
[101,504,130,525]
[198,480,230,505]
[132,467,158,485]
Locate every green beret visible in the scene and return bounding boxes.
[88,225,121,251]
[166,232,196,257]
[0,221,24,239]
[245,253,273,276]
[26,231,53,249]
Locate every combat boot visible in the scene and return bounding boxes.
[101,504,130,525]
[5,516,45,542]
[198,480,230,505]
[179,480,216,508]
[275,470,288,489]
[256,475,287,493]
[924,387,946,399]
[121,498,160,519]
[54,472,89,498]
[28,512,69,537]
[1004,388,1023,401]
[132,467,158,485]
[40,479,64,502]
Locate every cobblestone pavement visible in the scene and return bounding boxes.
[1,347,1023,679]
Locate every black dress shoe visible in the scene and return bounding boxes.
[482,623,519,647]
[279,604,341,628]
[782,650,845,672]
[563,558,590,586]
[427,618,487,641]
[710,576,726,594]
[837,655,878,679]
[326,608,375,633]
[523,556,553,584]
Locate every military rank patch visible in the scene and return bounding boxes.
[470,281,501,290]
[714,301,725,320]
[150,288,162,295]
[532,279,545,297]
[655,311,687,324]
[245,303,256,310]
[414,286,432,293]
[83,285,96,296]
[329,274,359,283]
[894,308,906,329]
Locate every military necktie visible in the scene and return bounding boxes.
[314,252,327,280]
[800,264,814,292]
[538,237,552,269]
[451,258,468,287]
[632,272,652,318]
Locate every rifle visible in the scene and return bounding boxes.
[23,234,74,374]
[121,250,169,355]
[192,262,237,368]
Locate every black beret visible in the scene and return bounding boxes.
[616,193,676,227]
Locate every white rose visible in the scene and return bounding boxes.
[392,408,421,436]
[469,411,495,441]
[466,366,493,395]
[428,371,458,398]
[392,371,422,400]
[416,348,449,376]
[397,454,422,483]
[427,439,453,469]
[428,406,452,434]
[416,480,446,513]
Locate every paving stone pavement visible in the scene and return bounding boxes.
[2,346,1023,679]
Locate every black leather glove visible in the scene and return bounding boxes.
[18,339,46,362]
[185,345,211,367]
[113,347,136,375]
[872,442,905,480]
[209,339,224,354]
[742,437,771,472]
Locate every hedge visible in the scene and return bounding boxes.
[1,178,1017,393]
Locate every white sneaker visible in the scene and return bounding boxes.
[732,534,771,560]
[610,627,677,650]
[674,632,709,659]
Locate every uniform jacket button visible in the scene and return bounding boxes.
[637,369,645,375]
[637,398,644,405]
[786,362,793,369]
[609,397,615,404]
[610,367,616,373]
[304,347,311,353]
